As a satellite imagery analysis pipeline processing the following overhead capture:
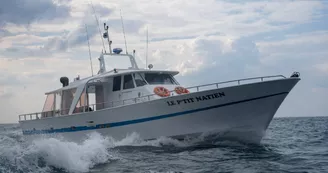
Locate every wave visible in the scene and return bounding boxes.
[0,131,116,173]
[0,127,257,173]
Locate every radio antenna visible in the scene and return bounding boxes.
[146,26,148,69]
[120,9,128,54]
[90,1,106,52]
[85,24,94,76]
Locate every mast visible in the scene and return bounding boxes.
[146,26,148,69]
[120,9,128,54]
[85,24,94,76]
[90,1,106,53]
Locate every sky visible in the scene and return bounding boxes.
[0,0,327,123]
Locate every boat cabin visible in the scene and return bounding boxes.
[40,53,184,118]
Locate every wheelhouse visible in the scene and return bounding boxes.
[39,69,181,119]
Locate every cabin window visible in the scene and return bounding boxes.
[55,93,61,111]
[113,76,122,91]
[133,73,147,87]
[73,88,88,113]
[123,74,135,89]
[61,88,77,115]
[144,73,177,85]
[42,94,55,112]
[76,88,87,108]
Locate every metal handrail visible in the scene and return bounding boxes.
[19,75,286,121]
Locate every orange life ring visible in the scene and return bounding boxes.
[174,86,190,94]
[154,86,170,97]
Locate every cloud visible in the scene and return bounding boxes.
[0,73,23,86]
[0,0,73,57]
[0,29,13,38]
[314,63,328,74]
[146,35,260,78]
[91,3,113,17]
[1,46,50,59]
[1,0,328,123]
[0,0,71,26]
[105,19,145,34]
[256,31,328,73]
[42,23,98,52]
[0,89,14,99]
[42,5,114,52]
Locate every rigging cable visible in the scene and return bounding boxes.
[120,9,128,54]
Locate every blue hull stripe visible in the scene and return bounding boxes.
[22,92,288,135]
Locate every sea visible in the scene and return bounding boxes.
[0,116,327,173]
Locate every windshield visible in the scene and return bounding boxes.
[144,73,177,85]
[104,54,132,70]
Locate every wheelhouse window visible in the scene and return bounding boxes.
[113,76,122,91]
[123,74,135,89]
[133,73,147,87]
[144,73,177,85]
[61,88,77,115]
[42,94,55,112]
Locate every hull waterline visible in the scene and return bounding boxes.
[19,77,300,144]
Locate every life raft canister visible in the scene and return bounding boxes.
[154,86,170,97]
[174,86,190,94]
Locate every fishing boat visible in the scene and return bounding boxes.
[18,23,301,144]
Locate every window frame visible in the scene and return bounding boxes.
[112,75,122,92]
[169,74,180,85]
[144,72,178,85]
[132,73,148,87]
[123,74,135,90]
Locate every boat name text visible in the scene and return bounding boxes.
[167,92,225,106]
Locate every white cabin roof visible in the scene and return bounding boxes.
[45,69,179,95]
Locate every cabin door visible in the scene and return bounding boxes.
[121,74,137,105]
[109,75,123,107]
[95,85,104,110]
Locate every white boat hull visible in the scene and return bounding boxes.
[19,78,300,144]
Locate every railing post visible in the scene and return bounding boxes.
[148,95,150,101]
[216,83,219,88]
[261,77,263,81]
[238,80,240,85]
[30,114,32,120]
[197,86,199,92]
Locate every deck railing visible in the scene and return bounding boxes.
[19,75,286,121]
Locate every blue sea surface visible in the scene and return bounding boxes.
[0,116,327,173]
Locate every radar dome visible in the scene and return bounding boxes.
[113,48,122,54]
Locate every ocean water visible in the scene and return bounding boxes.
[0,116,327,173]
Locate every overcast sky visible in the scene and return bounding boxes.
[0,0,327,123]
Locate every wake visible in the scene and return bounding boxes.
[0,129,255,173]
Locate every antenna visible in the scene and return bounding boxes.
[146,26,148,69]
[90,1,106,52]
[85,24,94,76]
[120,9,128,54]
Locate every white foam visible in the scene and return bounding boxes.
[0,130,226,173]
[0,131,118,173]
[29,132,116,173]
[109,132,190,147]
